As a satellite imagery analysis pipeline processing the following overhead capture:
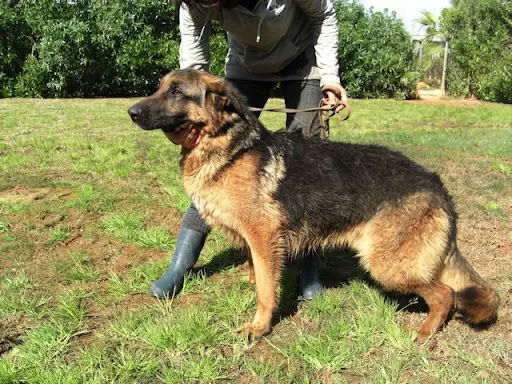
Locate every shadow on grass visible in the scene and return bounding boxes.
[193,247,248,278]
[192,246,429,327]
[321,247,429,314]
[274,247,427,326]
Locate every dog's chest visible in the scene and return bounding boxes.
[184,174,252,236]
[182,149,286,233]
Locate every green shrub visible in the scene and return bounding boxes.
[209,24,229,77]
[476,54,512,103]
[2,0,417,99]
[0,1,33,97]
[442,0,512,103]
[335,0,418,99]
[13,0,180,98]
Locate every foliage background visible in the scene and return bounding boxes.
[441,0,512,103]
[1,0,510,102]
[1,0,181,97]
[1,0,416,99]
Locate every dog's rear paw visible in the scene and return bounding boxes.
[239,261,256,284]
[237,322,270,343]
[248,270,256,284]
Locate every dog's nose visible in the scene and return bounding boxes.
[128,105,142,121]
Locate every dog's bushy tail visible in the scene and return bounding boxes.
[439,248,499,325]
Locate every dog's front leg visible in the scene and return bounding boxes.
[239,226,284,342]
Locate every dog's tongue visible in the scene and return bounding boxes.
[164,126,201,149]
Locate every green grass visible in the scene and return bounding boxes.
[49,224,70,243]
[57,251,100,284]
[102,213,175,251]
[479,201,507,220]
[0,97,511,383]
[0,220,11,233]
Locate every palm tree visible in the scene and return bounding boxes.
[416,10,449,96]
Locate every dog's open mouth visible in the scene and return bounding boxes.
[163,124,201,148]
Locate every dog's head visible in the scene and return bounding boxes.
[128,69,247,148]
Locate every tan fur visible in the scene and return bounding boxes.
[285,193,450,292]
[415,282,455,342]
[439,249,500,324]
[357,193,451,291]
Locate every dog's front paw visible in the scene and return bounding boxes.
[416,330,436,345]
[238,322,271,343]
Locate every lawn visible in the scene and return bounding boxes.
[1,96,511,383]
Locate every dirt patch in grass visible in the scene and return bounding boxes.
[0,317,24,356]
[2,182,179,270]
[0,185,69,204]
[148,208,182,235]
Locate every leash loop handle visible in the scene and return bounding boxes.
[249,101,351,140]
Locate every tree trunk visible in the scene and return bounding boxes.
[440,41,449,97]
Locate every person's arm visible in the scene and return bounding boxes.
[294,0,348,111]
[179,3,212,71]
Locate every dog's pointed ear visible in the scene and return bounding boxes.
[205,78,245,113]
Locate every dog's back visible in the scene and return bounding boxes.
[265,133,454,234]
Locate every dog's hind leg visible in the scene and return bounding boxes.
[354,193,457,341]
[414,282,455,342]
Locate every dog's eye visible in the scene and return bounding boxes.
[167,88,183,98]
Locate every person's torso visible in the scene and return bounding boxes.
[216,0,313,74]
[221,0,297,49]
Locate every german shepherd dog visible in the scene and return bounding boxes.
[128,69,499,343]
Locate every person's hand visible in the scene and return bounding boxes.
[322,83,349,114]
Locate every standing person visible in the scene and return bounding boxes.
[150,0,349,300]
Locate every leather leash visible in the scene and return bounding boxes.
[249,101,351,140]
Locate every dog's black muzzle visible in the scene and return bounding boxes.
[128,105,142,121]
[128,104,162,131]
[128,105,154,130]
[128,104,188,132]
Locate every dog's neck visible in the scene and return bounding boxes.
[179,115,266,178]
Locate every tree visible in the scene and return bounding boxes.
[0,1,33,97]
[441,0,512,102]
[2,0,418,99]
[334,0,418,99]
[14,0,181,97]
[416,11,445,88]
